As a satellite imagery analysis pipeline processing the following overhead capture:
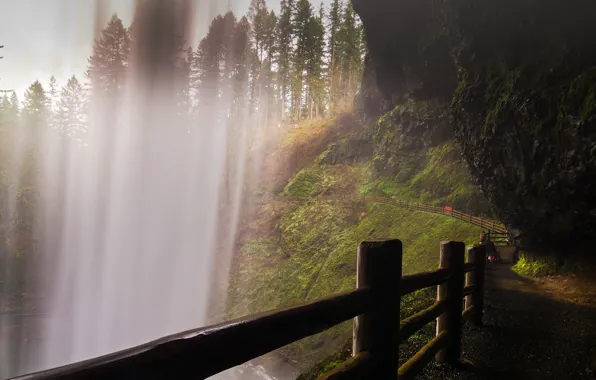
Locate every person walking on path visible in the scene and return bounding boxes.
[481,232,502,263]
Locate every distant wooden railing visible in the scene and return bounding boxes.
[362,196,507,234]
[12,240,486,380]
[253,194,508,233]
[486,231,510,245]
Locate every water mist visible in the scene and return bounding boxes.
[0,0,246,377]
[41,0,234,369]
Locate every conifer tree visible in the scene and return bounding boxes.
[305,4,326,118]
[56,76,87,143]
[87,14,131,99]
[191,11,240,123]
[0,94,12,129]
[336,2,363,110]
[20,81,48,191]
[230,16,251,119]
[276,0,294,121]
[47,75,59,129]
[247,0,272,121]
[22,81,49,125]
[47,76,59,109]
[292,0,314,120]
[0,92,19,128]
[172,46,192,121]
[10,91,19,117]
[262,10,278,125]
[248,0,269,62]
[326,0,343,112]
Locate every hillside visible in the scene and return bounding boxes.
[225,101,490,373]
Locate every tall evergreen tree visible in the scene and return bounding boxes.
[172,46,192,121]
[47,76,59,109]
[292,0,314,120]
[248,0,269,62]
[305,4,326,118]
[56,76,87,143]
[20,81,48,191]
[10,91,19,117]
[326,0,343,112]
[22,81,49,124]
[276,0,294,121]
[336,2,363,110]
[230,16,251,119]
[193,12,237,115]
[47,75,59,129]
[247,0,269,119]
[87,14,131,99]
[262,10,279,125]
[0,92,19,128]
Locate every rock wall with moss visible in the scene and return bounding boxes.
[352,0,596,251]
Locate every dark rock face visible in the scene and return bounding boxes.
[353,0,596,248]
[353,0,457,104]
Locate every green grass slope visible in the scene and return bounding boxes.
[228,199,482,370]
[226,111,487,371]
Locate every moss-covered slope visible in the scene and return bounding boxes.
[227,109,486,372]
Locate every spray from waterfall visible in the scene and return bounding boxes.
[0,0,255,377]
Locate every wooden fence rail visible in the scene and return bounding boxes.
[261,195,508,234]
[12,241,487,380]
[362,196,507,234]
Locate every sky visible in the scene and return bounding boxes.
[0,0,330,99]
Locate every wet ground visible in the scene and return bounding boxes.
[418,263,596,379]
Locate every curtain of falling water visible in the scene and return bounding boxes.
[0,0,265,377]
[39,0,230,370]
[3,1,242,376]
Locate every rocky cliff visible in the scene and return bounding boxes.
[353,0,596,250]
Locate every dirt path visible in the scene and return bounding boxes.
[420,263,596,379]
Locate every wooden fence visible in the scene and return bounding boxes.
[255,194,508,234]
[13,240,487,380]
[362,196,507,234]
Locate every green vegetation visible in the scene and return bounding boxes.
[513,252,558,278]
[228,111,487,372]
[228,196,476,371]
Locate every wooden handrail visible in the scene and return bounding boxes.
[318,352,374,379]
[398,331,449,380]
[435,242,466,364]
[462,305,475,320]
[400,268,451,296]
[463,285,475,297]
[463,262,477,273]
[11,288,374,380]
[399,301,446,343]
[16,240,488,380]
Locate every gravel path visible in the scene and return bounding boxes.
[417,263,596,380]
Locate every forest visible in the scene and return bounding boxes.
[0,0,366,301]
[0,0,365,139]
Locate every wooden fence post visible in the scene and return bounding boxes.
[353,240,402,379]
[465,245,486,326]
[435,241,465,364]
